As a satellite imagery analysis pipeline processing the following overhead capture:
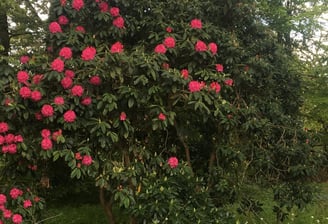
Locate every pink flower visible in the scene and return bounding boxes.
[89,76,101,85]
[41,129,51,138]
[216,64,224,72]
[59,47,72,59]
[32,74,43,84]
[109,7,120,17]
[224,78,233,86]
[120,112,126,121]
[0,122,9,133]
[154,44,167,54]
[51,58,65,72]
[163,37,175,48]
[8,144,17,154]
[111,42,124,53]
[3,209,12,219]
[58,15,69,25]
[166,27,173,33]
[81,96,92,105]
[23,199,32,208]
[71,85,84,97]
[72,0,84,11]
[30,90,42,102]
[49,22,62,33]
[99,2,108,12]
[180,69,189,79]
[14,135,23,143]
[75,26,85,33]
[190,19,202,29]
[188,81,202,92]
[158,113,166,121]
[17,71,29,84]
[61,77,73,89]
[41,138,53,150]
[41,104,54,117]
[81,47,96,61]
[54,96,65,105]
[10,188,23,199]
[167,157,178,168]
[82,155,93,166]
[0,194,6,204]
[52,129,62,141]
[60,0,66,6]
[113,16,124,28]
[5,134,15,144]
[195,40,207,52]
[0,135,4,145]
[12,214,23,224]
[19,87,32,99]
[20,55,30,64]
[64,70,75,78]
[63,110,76,123]
[208,42,218,55]
[210,82,221,93]
[75,152,82,160]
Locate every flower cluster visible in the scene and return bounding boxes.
[0,122,23,155]
[0,187,43,224]
[75,152,93,167]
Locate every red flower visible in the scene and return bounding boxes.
[61,77,73,89]
[0,194,7,204]
[163,37,175,48]
[41,138,53,150]
[3,209,12,219]
[208,42,218,55]
[41,129,51,138]
[49,22,62,33]
[110,42,124,53]
[190,19,202,29]
[210,82,221,93]
[167,157,179,168]
[17,71,29,84]
[65,69,75,78]
[52,129,62,141]
[71,85,84,97]
[30,90,42,102]
[195,40,207,52]
[188,81,202,92]
[81,46,96,61]
[20,55,30,64]
[99,2,109,12]
[166,27,173,33]
[120,112,126,121]
[89,76,101,85]
[75,26,85,33]
[54,96,65,105]
[224,78,234,86]
[63,110,76,123]
[14,135,23,143]
[82,155,93,166]
[19,87,32,99]
[10,188,23,199]
[180,69,189,79]
[113,17,124,28]
[32,74,43,84]
[5,134,14,144]
[59,47,72,59]
[58,15,69,25]
[51,58,65,72]
[216,64,224,72]
[75,152,82,160]
[109,7,120,17]
[23,200,32,208]
[154,44,167,54]
[12,214,23,224]
[72,0,84,11]
[158,113,166,121]
[41,104,54,117]
[81,96,92,105]
[0,122,9,133]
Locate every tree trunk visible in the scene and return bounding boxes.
[0,10,10,57]
[99,188,116,224]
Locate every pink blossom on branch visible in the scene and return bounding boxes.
[20,55,30,64]
[210,82,221,93]
[12,214,23,224]
[208,42,218,55]
[180,69,189,79]
[195,40,207,52]
[61,77,73,89]
[190,19,202,29]
[17,71,29,84]
[167,157,179,168]
[19,87,32,99]
[188,80,202,92]
[216,64,224,72]
[41,138,53,150]
[154,44,167,54]
[113,17,124,28]
[49,22,62,33]
[65,69,75,78]
[158,113,166,121]
[224,78,234,86]
[110,7,120,17]
[30,90,42,102]
[0,122,9,133]
[58,15,69,25]
[63,110,76,123]
[9,188,23,199]
[120,112,127,121]
[110,42,124,53]
[72,0,84,11]
[82,155,93,166]
[51,58,65,72]
[163,37,175,48]
[59,47,73,59]
[81,47,96,61]
[71,85,84,97]
[89,76,101,85]
[41,104,54,117]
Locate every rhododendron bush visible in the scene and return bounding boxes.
[0,0,319,223]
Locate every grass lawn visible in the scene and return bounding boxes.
[40,183,328,224]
